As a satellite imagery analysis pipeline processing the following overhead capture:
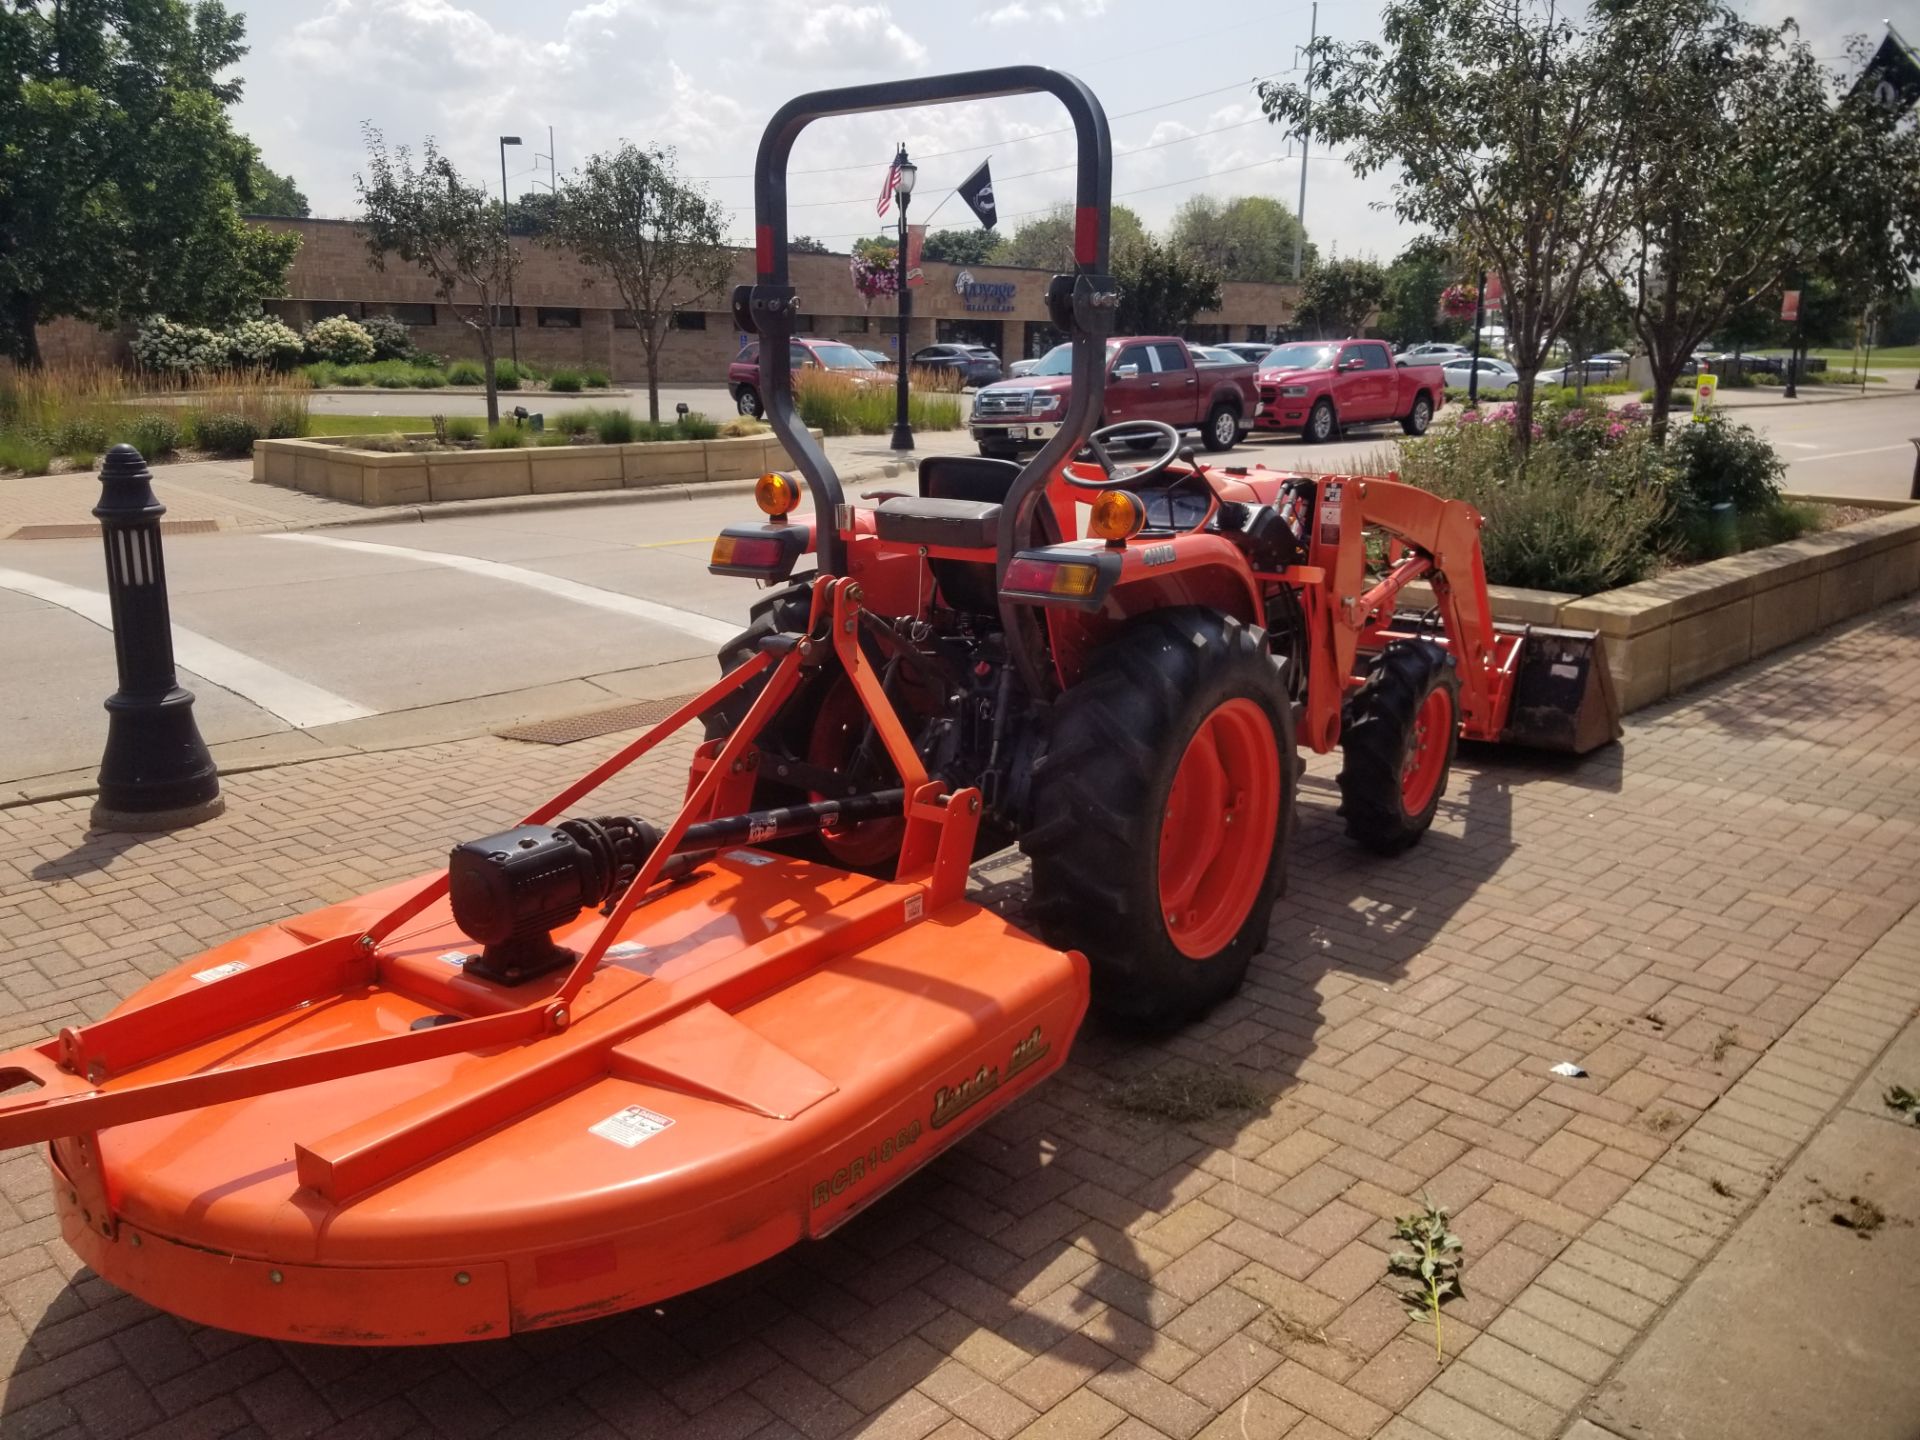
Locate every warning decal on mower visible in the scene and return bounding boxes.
[588,1105,676,1149]
[725,850,775,866]
[191,961,247,984]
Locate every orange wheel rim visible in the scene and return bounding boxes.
[1157,698,1281,960]
[1400,687,1453,814]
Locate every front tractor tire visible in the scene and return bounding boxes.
[1021,611,1296,1030]
[1337,639,1460,855]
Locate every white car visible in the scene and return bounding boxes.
[1401,342,1472,364]
[1440,358,1520,393]
[1536,356,1625,386]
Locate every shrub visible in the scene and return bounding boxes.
[674,412,719,440]
[53,418,111,455]
[548,368,584,392]
[0,432,53,475]
[583,367,611,388]
[1662,416,1787,559]
[583,408,636,444]
[131,317,227,374]
[716,417,768,438]
[124,413,182,458]
[413,369,448,389]
[359,313,415,362]
[558,411,597,437]
[448,359,485,385]
[304,315,377,365]
[374,371,411,389]
[1750,370,1783,387]
[1396,409,1671,594]
[796,372,965,436]
[334,368,369,387]
[445,415,482,443]
[226,317,304,370]
[193,411,262,457]
[493,360,524,390]
[484,422,528,448]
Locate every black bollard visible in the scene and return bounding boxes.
[90,445,224,831]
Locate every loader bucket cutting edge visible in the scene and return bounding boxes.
[0,572,1092,1344]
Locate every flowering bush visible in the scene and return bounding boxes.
[225,317,303,370]
[130,317,228,374]
[850,253,899,306]
[358,313,416,362]
[303,315,376,365]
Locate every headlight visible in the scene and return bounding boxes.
[1030,393,1061,413]
[1280,385,1308,398]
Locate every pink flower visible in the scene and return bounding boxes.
[1607,422,1627,440]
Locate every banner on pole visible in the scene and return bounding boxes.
[906,225,925,288]
[1781,290,1800,323]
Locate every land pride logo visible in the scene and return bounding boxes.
[931,1025,1050,1129]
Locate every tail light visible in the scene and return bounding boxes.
[1000,547,1121,609]
[710,523,809,580]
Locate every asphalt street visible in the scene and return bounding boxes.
[3,390,1913,788]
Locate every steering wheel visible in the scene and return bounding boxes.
[1068,419,1183,490]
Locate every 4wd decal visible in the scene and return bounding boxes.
[1140,543,1176,568]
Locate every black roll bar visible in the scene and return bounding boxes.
[734,67,1117,598]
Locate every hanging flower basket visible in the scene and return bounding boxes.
[1440,282,1480,319]
[850,253,899,308]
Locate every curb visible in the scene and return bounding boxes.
[308,386,634,399]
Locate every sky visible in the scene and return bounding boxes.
[230,0,1895,263]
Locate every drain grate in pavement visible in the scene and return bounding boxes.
[497,693,705,745]
[14,518,222,540]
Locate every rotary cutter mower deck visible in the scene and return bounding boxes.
[0,68,1618,1346]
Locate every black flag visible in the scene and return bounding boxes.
[1849,26,1920,113]
[958,160,997,230]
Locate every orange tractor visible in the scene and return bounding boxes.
[0,69,1617,1345]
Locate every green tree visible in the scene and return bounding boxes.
[0,0,300,364]
[1379,236,1455,346]
[1112,235,1221,335]
[920,228,998,265]
[1591,3,1915,434]
[992,204,1146,272]
[504,191,559,237]
[548,143,732,422]
[1260,0,1648,446]
[244,160,308,217]
[1168,195,1315,283]
[791,235,831,255]
[1295,257,1387,338]
[355,127,517,426]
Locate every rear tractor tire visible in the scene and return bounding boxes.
[1337,639,1460,855]
[1021,610,1296,1030]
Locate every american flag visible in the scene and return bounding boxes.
[876,153,902,217]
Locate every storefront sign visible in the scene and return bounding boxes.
[954,270,1016,313]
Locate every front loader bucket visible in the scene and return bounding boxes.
[1497,624,1622,754]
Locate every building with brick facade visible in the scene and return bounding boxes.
[38,218,1307,382]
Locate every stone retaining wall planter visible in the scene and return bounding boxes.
[252,430,823,507]
[1416,498,1920,714]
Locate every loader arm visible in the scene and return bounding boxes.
[1302,475,1500,750]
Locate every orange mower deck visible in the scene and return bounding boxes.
[0,576,1090,1344]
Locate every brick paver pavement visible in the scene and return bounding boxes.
[3,597,1919,1440]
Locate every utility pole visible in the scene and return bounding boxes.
[500,135,522,365]
[1291,1,1317,284]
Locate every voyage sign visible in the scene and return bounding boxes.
[953,270,1016,313]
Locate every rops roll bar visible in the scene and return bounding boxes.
[732,67,1118,588]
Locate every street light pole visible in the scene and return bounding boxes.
[891,146,918,454]
[500,135,522,367]
[1467,268,1487,407]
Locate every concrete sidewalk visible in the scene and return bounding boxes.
[2,595,1919,1440]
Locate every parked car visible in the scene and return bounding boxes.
[909,343,1003,387]
[1254,338,1445,441]
[1400,342,1472,365]
[969,337,1258,456]
[1440,357,1521,394]
[728,337,879,417]
[1190,345,1246,365]
[1536,356,1625,386]
[1218,342,1281,364]
[859,349,896,369]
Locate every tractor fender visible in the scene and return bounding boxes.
[1044,534,1265,687]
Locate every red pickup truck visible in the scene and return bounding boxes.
[1253,338,1443,442]
[969,336,1257,457]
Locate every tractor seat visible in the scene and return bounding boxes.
[874,495,1001,549]
[871,455,1021,551]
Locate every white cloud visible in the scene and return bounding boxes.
[779,3,928,69]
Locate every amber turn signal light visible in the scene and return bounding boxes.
[755,471,802,517]
[1088,489,1146,542]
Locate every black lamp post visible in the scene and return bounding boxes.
[500,135,522,366]
[890,146,917,453]
[1467,268,1488,407]
[1782,239,1803,401]
[91,446,223,831]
